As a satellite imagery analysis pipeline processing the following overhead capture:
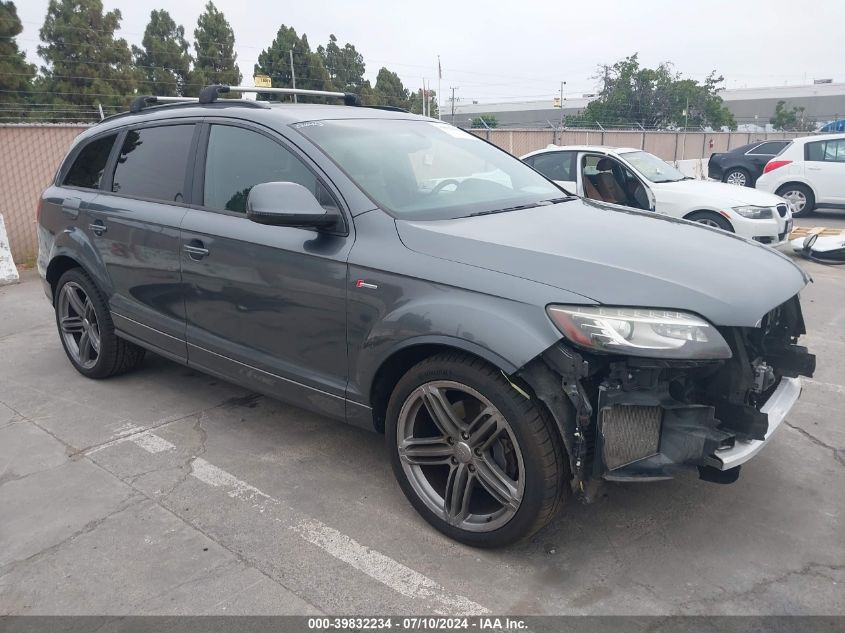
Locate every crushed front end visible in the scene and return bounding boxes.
[519,295,815,493]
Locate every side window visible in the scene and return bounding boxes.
[806,141,825,162]
[748,141,787,156]
[530,152,573,181]
[203,125,338,214]
[63,134,117,189]
[112,125,195,203]
[806,140,845,162]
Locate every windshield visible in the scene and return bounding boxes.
[621,151,686,183]
[295,119,565,220]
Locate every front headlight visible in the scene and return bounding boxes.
[733,205,773,219]
[546,305,732,359]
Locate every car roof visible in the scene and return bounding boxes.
[521,144,642,159]
[74,101,433,144]
[791,132,845,144]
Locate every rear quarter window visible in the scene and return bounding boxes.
[63,134,117,189]
[111,125,195,203]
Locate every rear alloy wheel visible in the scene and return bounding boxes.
[54,269,145,378]
[724,168,750,187]
[777,184,814,218]
[686,210,734,232]
[386,353,567,547]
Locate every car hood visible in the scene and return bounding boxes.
[396,199,809,327]
[654,179,785,206]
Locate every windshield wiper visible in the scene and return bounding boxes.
[468,202,543,217]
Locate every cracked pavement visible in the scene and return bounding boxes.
[1,223,844,614]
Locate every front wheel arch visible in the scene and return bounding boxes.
[684,209,734,232]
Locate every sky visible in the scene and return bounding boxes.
[13,0,845,106]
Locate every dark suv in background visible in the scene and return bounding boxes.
[38,86,815,547]
[707,140,791,187]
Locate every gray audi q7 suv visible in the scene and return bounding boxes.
[37,86,815,547]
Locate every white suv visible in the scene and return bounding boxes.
[755,133,845,217]
[522,145,793,246]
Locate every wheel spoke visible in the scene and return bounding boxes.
[63,285,87,316]
[83,298,95,321]
[87,325,101,353]
[475,456,521,512]
[444,463,473,525]
[399,436,453,466]
[60,316,84,334]
[78,331,92,363]
[421,385,464,438]
[467,408,504,450]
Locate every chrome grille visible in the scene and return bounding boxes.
[600,405,662,470]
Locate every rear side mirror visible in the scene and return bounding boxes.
[246,181,336,229]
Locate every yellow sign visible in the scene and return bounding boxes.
[553,96,561,108]
[254,74,272,88]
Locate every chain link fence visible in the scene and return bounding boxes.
[468,128,805,160]
[0,124,88,264]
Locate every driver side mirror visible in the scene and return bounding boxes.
[246,181,337,229]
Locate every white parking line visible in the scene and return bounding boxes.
[291,519,489,615]
[91,428,488,614]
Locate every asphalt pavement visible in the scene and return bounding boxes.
[1,211,843,615]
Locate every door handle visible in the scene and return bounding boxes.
[807,166,822,171]
[89,220,107,236]
[184,240,209,260]
[61,197,81,218]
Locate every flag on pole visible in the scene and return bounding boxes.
[438,56,442,79]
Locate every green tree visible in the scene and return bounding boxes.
[374,68,410,108]
[37,0,137,117]
[0,1,36,111]
[408,87,438,117]
[583,54,735,130]
[470,114,497,128]
[770,100,814,131]
[132,10,191,96]
[317,34,365,92]
[186,1,240,96]
[254,25,333,102]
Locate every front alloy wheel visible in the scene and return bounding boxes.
[397,381,525,532]
[386,353,568,547]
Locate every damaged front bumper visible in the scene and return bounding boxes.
[518,295,815,492]
[710,375,800,470]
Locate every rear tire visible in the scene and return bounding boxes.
[54,268,145,379]
[776,183,814,218]
[686,210,734,232]
[385,352,568,547]
[723,167,750,187]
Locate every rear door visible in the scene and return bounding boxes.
[805,138,845,204]
[91,121,200,361]
[524,151,576,192]
[179,120,352,419]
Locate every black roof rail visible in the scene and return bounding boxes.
[129,95,199,113]
[360,105,411,113]
[199,84,361,106]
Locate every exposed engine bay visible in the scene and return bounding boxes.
[518,294,816,496]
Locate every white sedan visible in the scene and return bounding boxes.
[522,145,793,245]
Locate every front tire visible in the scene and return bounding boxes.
[776,183,815,217]
[723,167,750,187]
[386,352,568,547]
[686,210,734,232]
[54,268,145,378]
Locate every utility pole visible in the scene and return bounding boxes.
[559,81,566,129]
[289,48,297,103]
[450,86,458,120]
[437,55,442,120]
[681,97,689,161]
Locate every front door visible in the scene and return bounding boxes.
[806,138,845,204]
[180,122,352,419]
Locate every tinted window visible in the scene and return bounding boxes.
[203,125,337,214]
[530,152,574,181]
[747,141,788,155]
[806,139,845,162]
[111,125,195,202]
[63,134,116,189]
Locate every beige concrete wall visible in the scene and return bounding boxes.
[0,125,87,263]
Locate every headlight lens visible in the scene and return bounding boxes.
[733,205,773,219]
[546,305,732,359]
